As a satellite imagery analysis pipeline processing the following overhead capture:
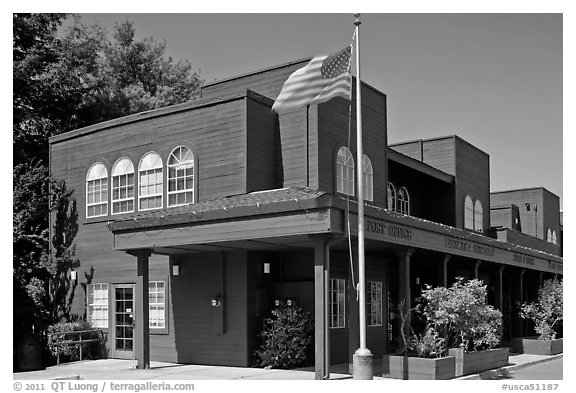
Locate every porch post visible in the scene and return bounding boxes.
[313,239,330,380]
[443,254,450,287]
[519,269,526,336]
[398,249,414,339]
[475,260,482,279]
[496,266,505,311]
[134,249,152,369]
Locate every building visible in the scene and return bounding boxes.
[49,58,562,379]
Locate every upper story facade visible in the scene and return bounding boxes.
[49,58,560,258]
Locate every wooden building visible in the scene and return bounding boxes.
[49,58,563,379]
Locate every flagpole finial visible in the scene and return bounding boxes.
[354,13,361,26]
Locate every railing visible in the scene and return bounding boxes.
[48,329,106,365]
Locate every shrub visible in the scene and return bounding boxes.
[254,305,313,369]
[519,278,563,340]
[47,320,105,363]
[419,278,503,352]
[409,327,446,358]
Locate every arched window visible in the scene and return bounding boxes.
[474,200,483,233]
[362,154,373,202]
[387,182,396,211]
[336,146,354,196]
[111,157,135,214]
[547,228,553,243]
[398,187,410,215]
[139,152,163,211]
[168,146,195,207]
[552,230,557,245]
[86,162,108,218]
[464,195,474,230]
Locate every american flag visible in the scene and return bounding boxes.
[272,46,352,113]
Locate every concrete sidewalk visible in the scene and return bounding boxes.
[13,353,561,381]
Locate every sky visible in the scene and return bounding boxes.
[66,12,564,209]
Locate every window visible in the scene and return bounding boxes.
[547,228,553,243]
[329,278,346,328]
[139,152,163,211]
[86,162,108,218]
[387,182,396,211]
[362,154,373,202]
[552,230,557,245]
[168,146,195,206]
[398,187,410,215]
[88,283,109,328]
[367,281,383,326]
[336,146,355,196]
[149,281,166,329]
[464,195,474,230]
[474,200,483,233]
[111,157,135,214]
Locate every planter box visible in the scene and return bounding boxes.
[448,347,509,377]
[511,337,563,355]
[382,355,456,380]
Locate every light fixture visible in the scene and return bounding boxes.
[70,270,77,281]
[263,262,271,274]
[172,264,180,276]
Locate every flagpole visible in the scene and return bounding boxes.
[352,13,373,380]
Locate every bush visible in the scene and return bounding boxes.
[419,278,503,352]
[409,327,446,358]
[520,277,563,340]
[254,305,313,369]
[47,320,105,363]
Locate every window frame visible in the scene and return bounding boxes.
[474,199,484,233]
[167,146,195,207]
[387,182,397,211]
[464,195,474,230]
[329,278,347,329]
[336,146,355,197]
[111,157,135,215]
[87,283,109,329]
[367,281,383,327]
[86,162,109,218]
[138,152,164,211]
[362,154,374,202]
[149,280,169,334]
[398,186,410,215]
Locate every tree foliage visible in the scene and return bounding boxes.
[13,13,203,339]
[419,278,503,352]
[520,278,563,340]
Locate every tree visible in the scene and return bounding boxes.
[519,278,563,340]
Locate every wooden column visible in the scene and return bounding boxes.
[475,260,482,279]
[443,255,450,287]
[313,239,330,380]
[496,266,505,311]
[398,249,414,339]
[134,249,152,370]
[519,269,526,336]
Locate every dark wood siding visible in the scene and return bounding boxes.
[246,97,277,191]
[317,81,388,205]
[454,137,490,232]
[171,251,250,366]
[201,60,308,101]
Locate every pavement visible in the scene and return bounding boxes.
[13,353,562,381]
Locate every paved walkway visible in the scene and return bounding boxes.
[13,353,562,381]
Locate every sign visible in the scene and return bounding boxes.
[444,237,495,257]
[366,219,412,240]
[513,254,535,266]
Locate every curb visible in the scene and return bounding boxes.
[455,354,563,380]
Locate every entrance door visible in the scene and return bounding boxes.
[112,284,135,359]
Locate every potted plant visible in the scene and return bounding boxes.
[382,301,456,380]
[419,278,508,377]
[515,278,563,355]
